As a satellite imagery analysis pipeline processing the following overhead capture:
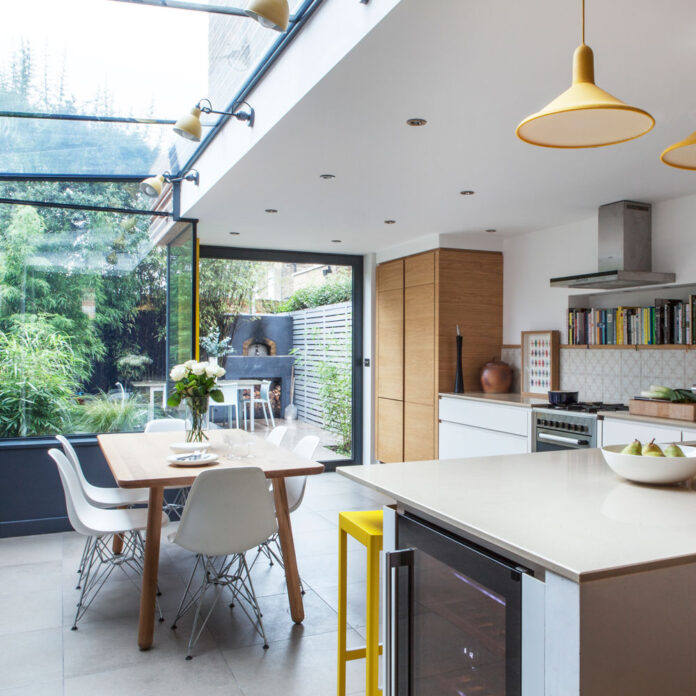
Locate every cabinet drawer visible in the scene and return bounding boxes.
[601,418,682,447]
[438,397,529,436]
[438,421,528,459]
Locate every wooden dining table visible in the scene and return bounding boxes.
[97,428,324,650]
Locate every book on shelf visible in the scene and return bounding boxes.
[567,296,696,346]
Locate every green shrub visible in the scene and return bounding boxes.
[276,279,351,313]
[317,338,352,456]
[0,318,87,437]
[72,391,148,434]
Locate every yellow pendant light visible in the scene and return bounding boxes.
[139,174,165,197]
[245,0,289,32]
[516,0,654,148]
[173,106,203,142]
[661,131,696,170]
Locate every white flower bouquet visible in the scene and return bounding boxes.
[167,360,226,441]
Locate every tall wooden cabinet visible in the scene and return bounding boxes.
[375,248,503,462]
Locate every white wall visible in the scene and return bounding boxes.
[502,192,696,344]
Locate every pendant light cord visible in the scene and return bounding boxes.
[581,0,585,44]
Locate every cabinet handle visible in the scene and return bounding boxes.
[385,548,414,696]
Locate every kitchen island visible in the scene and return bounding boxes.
[338,449,696,695]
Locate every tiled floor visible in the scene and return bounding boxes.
[0,472,393,695]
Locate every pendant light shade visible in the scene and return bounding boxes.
[245,0,289,32]
[516,2,654,148]
[173,106,203,142]
[140,174,165,198]
[661,131,696,170]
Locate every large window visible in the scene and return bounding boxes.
[199,247,362,465]
[0,200,193,439]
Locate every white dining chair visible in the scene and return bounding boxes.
[55,435,150,582]
[243,380,275,429]
[49,448,169,630]
[144,418,188,519]
[169,467,277,659]
[252,435,320,591]
[209,383,244,429]
[265,425,288,446]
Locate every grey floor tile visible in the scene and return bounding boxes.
[0,560,62,597]
[299,550,367,590]
[0,628,63,689]
[64,651,240,696]
[0,533,63,567]
[0,680,63,696]
[313,582,382,631]
[222,629,367,696]
[0,587,62,635]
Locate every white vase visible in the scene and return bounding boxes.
[208,356,219,366]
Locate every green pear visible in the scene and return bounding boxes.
[620,439,642,456]
[642,439,665,457]
[664,443,685,458]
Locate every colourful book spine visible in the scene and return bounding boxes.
[617,307,623,345]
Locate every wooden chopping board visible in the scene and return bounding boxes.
[629,399,696,422]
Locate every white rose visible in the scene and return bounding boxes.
[184,359,196,369]
[205,363,218,378]
[191,361,207,375]
[215,365,226,378]
[169,364,187,381]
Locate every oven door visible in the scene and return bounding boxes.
[534,427,590,452]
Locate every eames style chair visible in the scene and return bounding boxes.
[49,448,169,629]
[209,383,245,429]
[169,467,278,659]
[265,425,288,446]
[243,380,275,429]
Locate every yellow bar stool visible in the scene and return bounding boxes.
[337,510,383,696]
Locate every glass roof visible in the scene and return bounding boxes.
[0,0,313,178]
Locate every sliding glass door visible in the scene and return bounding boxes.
[199,246,363,466]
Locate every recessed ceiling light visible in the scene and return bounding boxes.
[265,208,278,213]
[331,239,342,243]
[460,190,475,196]
[406,118,427,127]
[229,231,241,235]
[319,174,335,180]
[384,219,396,224]
[486,228,497,233]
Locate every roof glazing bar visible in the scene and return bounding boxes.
[0,111,176,125]
[108,0,299,22]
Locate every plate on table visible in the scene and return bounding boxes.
[167,452,218,467]
[601,444,696,484]
[169,442,209,453]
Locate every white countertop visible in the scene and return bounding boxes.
[439,392,547,408]
[598,410,696,430]
[338,449,696,582]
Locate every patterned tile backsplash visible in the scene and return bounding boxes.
[500,347,696,404]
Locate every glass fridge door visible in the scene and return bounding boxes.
[388,513,525,696]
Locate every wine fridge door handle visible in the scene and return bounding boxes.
[384,548,415,696]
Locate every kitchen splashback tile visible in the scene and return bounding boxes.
[583,375,603,402]
[620,376,642,405]
[685,351,696,384]
[620,350,641,377]
[640,350,663,377]
[602,376,621,404]
[599,351,621,376]
[640,374,663,393]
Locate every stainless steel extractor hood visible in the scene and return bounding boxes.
[550,201,676,289]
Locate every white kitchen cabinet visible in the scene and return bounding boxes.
[680,427,696,442]
[439,397,528,436]
[439,421,528,459]
[601,418,682,447]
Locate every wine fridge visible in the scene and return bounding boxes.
[384,511,544,696]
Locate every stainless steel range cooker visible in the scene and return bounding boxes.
[532,402,628,452]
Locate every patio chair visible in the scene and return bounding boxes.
[144,418,188,519]
[48,448,168,630]
[169,467,277,659]
[55,435,150,582]
[209,383,245,429]
[251,435,320,592]
[265,425,288,446]
[243,380,275,429]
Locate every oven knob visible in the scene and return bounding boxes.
[552,421,560,428]
[541,419,548,426]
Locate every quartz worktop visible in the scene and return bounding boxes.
[338,449,696,583]
[439,391,547,408]
[598,409,696,430]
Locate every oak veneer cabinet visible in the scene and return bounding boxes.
[375,248,503,462]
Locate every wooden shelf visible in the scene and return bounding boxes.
[561,344,695,350]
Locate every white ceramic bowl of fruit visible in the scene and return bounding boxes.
[601,440,696,484]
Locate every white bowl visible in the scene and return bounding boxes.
[601,444,696,484]
[169,442,209,453]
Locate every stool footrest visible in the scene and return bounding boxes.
[345,644,384,662]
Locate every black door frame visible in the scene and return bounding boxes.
[199,245,363,467]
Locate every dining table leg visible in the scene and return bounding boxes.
[138,486,164,650]
[273,478,304,624]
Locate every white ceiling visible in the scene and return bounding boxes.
[189,0,696,254]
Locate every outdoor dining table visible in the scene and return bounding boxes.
[97,428,324,650]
